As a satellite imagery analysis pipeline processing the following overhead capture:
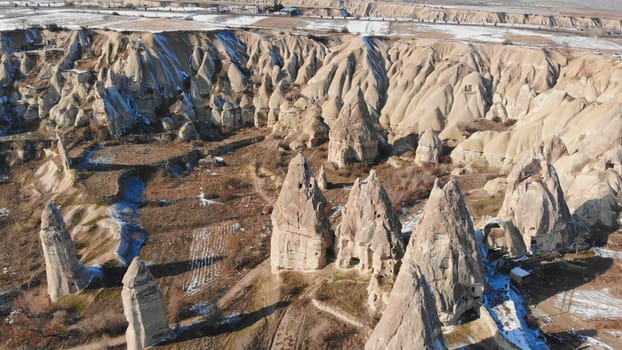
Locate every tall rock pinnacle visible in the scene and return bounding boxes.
[39,201,89,303]
[365,263,446,350]
[335,170,405,313]
[270,153,332,272]
[327,89,380,168]
[410,178,485,325]
[122,258,173,350]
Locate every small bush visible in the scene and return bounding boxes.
[385,163,447,210]
[59,295,88,314]
[278,271,308,297]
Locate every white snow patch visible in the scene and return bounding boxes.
[400,210,422,234]
[219,15,265,26]
[330,205,343,217]
[592,246,622,260]
[579,336,614,350]
[554,288,622,321]
[416,24,506,43]
[413,24,622,51]
[491,299,531,349]
[0,208,9,217]
[605,329,622,338]
[303,20,389,35]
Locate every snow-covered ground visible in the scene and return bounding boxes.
[0,5,620,52]
[485,270,549,349]
[592,246,622,260]
[554,288,622,321]
[0,8,266,32]
[302,20,389,35]
[477,228,549,349]
[400,209,422,234]
[413,24,622,51]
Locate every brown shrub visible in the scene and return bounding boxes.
[385,163,447,211]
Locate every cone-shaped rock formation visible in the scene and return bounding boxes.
[335,170,406,313]
[270,153,331,272]
[327,89,380,168]
[122,258,173,350]
[336,170,404,276]
[498,145,576,253]
[410,178,485,325]
[365,263,446,350]
[40,201,92,302]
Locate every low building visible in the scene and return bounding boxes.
[510,267,531,287]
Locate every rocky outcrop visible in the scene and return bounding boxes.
[498,146,576,253]
[335,170,405,313]
[415,129,443,163]
[365,263,446,350]
[270,153,331,272]
[336,170,404,275]
[327,89,380,168]
[483,218,527,257]
[122,258,173,350]
[56,131,71,171]
[542,135,568,163]
[317,165,327,190]
[39,202,95,302]
[177,121,199,142]
[410,179,485,325]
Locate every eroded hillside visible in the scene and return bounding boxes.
[0,26,621,349]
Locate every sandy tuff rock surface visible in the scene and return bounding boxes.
[498,145,576,253]
[365,262,446,350]
[270,153,331,272]
[317,165,328,190]
[283,0,622,34]
[410,179,485,325]
[327,89,381,168]
[415,128,443,163]
[122,258,173,350]
[483,217,527,258]
[336,170,404,276]
[335,170,405,313]
[39,202,91,302]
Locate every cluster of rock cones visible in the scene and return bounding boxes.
[270,143,578,348]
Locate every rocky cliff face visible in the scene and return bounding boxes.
[498,145,576,253]
[39,201,93,302]
[410,179,485,325]
[270,153,331,272]
[122,258,173,350]
[365,262,446,350]
[415,128,443,163]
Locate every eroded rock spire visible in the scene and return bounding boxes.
[40,201,93,302]
[270,153,331,272]
[122,258,173,350]
[410,178,485,325]
[327,89,380,168]
[335,170,405,312]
